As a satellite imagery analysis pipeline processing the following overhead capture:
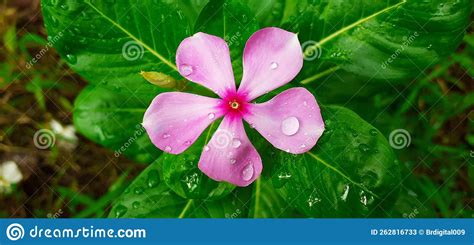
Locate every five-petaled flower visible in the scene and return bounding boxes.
[143,27,324,186]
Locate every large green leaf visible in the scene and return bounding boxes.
[74,85,161,163]
[109,157,251,218]
[273,106,401,217]
[41,0,196,94]
[246,0,472,82]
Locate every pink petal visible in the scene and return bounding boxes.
[198,116,262,187]
[143,92,223,154]
[176,32,236,98]
[243,88,324,154]
[238,27,303,100]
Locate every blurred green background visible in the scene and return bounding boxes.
[0,0,472,218]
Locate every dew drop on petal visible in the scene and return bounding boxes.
[208,113,215,120]
[230,159,236,165]
[281,117,300,136]
[232,138,241,148]
[204,145,210,152]
[184,140,191,146]
[300,144,306,148]
[270,62,278,70]
[179,64,193,76]
[241,164,254,181]
[164,146,172,152]
[162,133,170,139]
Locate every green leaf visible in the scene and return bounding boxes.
[74,85,161,163]
[41,0,193,94]
[109,157,251,218]
[273,106,401,217]
[249,0,472,82]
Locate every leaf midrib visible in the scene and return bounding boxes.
[85,1,178,71]
[306,151,379,199]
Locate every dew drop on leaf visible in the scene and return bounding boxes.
[114,205,128,218]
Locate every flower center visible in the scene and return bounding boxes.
[219,91,249,118]
[230,101,240,110]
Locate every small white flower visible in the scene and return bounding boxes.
[50,119,78,149]
[0,161,23,186]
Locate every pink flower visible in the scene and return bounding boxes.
[143,27,324,187]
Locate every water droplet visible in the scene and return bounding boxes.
[358,144,370,153]
[369,129,378,136]
[232,138,241,148]
[162,133,170,139]
[300,144,306,148]
[179,64,193,76]
[184,140,191,146]
[241,164,254,181]
[164,146,172,152]
[341,185,350,201]
[115,205,128,218]
[204,145,210,151]
[208,113,215,119]
[182,172,199,193]
[132,201,141,209]
[270,62,279,70]
[303,101,308,106]
[281,117,300,136]
[230,159,236,164]
[147,170,159,188]
[134,187,144,195]
[66,54,77,64]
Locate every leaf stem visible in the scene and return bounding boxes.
[318,0,407,46]
[253,177,261,218]
[300,65,340,85]
[178,199,194,218]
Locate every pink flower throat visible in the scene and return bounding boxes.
[219,90,249,118]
